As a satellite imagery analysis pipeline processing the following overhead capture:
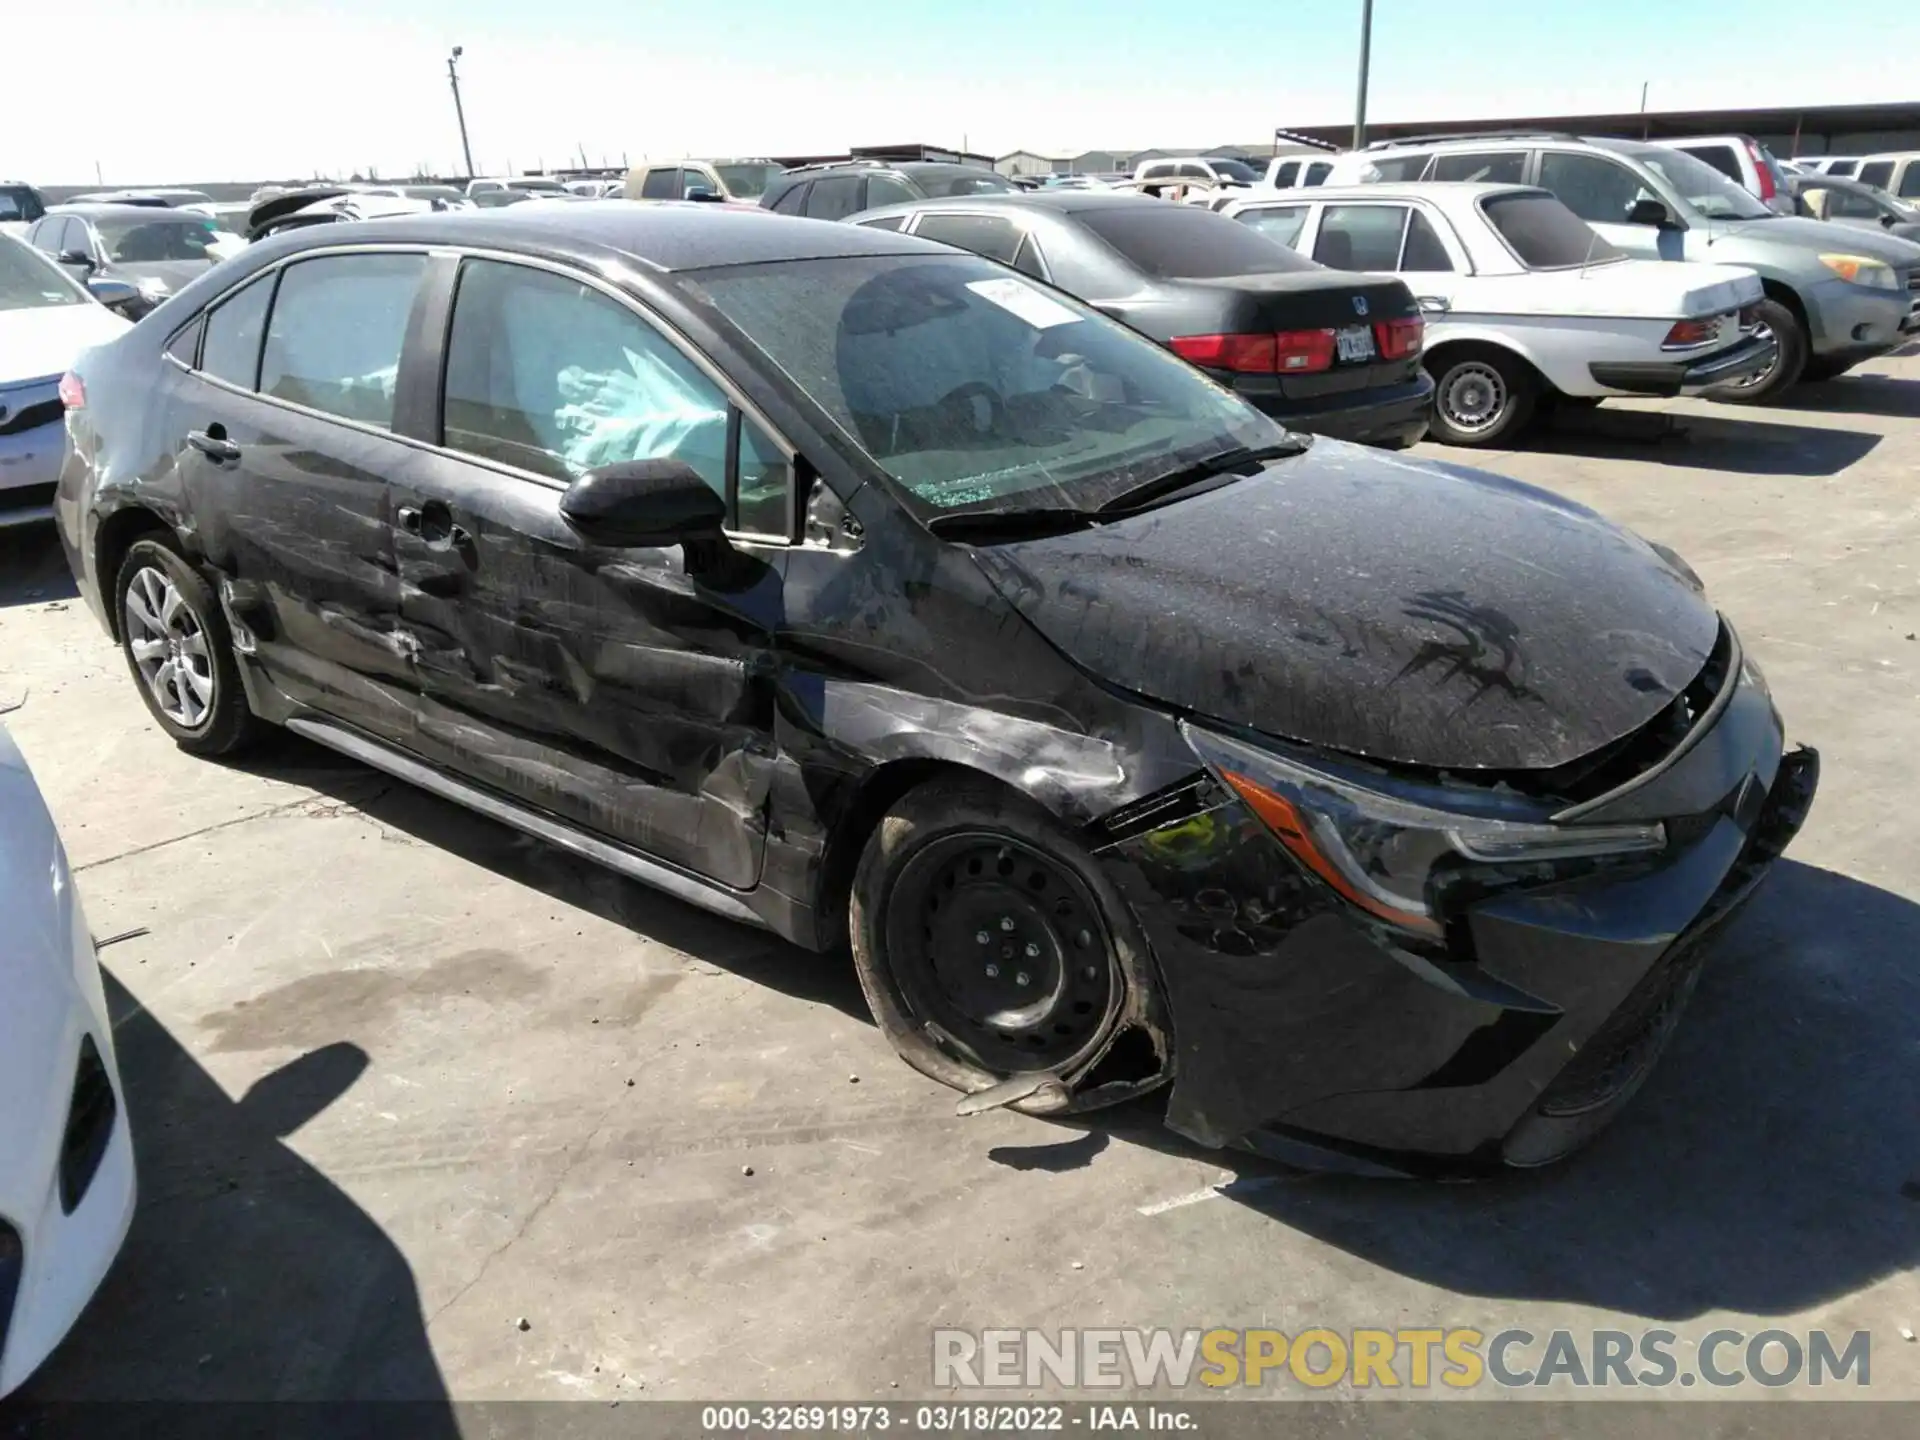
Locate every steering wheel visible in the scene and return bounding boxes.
[933,382,1008,437]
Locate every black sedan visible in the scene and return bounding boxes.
[54,205,1815,1173]
[847,191,1434,447]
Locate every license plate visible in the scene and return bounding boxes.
[1334,325,1376,363]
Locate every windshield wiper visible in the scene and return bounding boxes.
[1094,437,1310,516]
[925,506,1097,542]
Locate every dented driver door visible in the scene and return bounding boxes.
[389,255,786,889]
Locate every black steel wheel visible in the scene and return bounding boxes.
[850,777,1164,1112]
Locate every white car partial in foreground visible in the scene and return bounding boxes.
[0,722,135,1398]
[1222,182,1773,445]
[0,235,131,527]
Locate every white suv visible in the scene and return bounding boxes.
[1132,156,1262,188]
[1653,136,1793,214]
[1855,152,1920,202]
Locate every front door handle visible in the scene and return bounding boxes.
[1416,295,1451,314]
[398,500,471,552]
[187,428,242,463]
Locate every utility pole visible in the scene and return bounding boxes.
[1353,0,1375,151]
[1639,81,1650,140]
[447,46,476,178]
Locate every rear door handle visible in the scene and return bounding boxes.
[187,429,241,462]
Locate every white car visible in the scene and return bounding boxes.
[1855,151,1920,202]
[1223,182,1772,446]
[0,722,136,1398]
[0,235,130,528]
[1654,136,1794,215]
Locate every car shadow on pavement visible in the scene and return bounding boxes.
[16,971,458,1429]
[1222,859,1920,1322]
[1776,373,1920,420]
[216,729,873,1025]
[1514,406,1880,476]
[0,526,78,611]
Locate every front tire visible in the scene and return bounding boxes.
[115,535,260,757]
[1705,297,1807,404]
[1426,347,1537,446]
[849,777,1152,1112]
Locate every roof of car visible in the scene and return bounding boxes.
[51,202,215,219]
[252,202,937,273]
[856,190,1186,216]
[1238,181,1542,202]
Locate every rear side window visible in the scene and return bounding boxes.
[640,168,678,200]
[771,182,810,215]
[806,176,865,221]
[258,254,425,428]
[1401,211,1454,271]
[1679,145,1743,182]
[859,214,907,231]
[1482,193,1623,268]
[1828,160,1856,177]
[1900,165,1920,199]
[1011,234,1047,280]
[1428,151,1526,184]
[1366,155,1427,182]
[1858,161,1894,189]
[1305,162,1332,185]
[1272,162,1299,187]
[1077,205,1319,278]
[199,272,277,389]
[866,173,918,208]
[1314,205,1407,270]
[1235,206,1309,248]
[1537,152,1649,225]
[913,213,1023,264]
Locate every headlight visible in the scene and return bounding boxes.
[1183,723,1667,939]
[1818,254,1898,290]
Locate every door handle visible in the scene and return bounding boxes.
[398,500,471,552]
[397,504,423,534]
[187,428,242,462]
[1416,295,1451,314]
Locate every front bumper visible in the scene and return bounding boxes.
[1223,370,1434,447]
[1588,331,1778,397]
[1801,273,1912,358]
[1103,665,1816,1175]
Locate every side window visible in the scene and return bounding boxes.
[734,414,789,537]
[1010,233,1048,280]
[1826,188,1880,219]
[441,258,731,496]
[1236,205,1309,248]
[1828,160,1856,177]
[912,212,1023,264]
[31,218,67,253]
[164,317,204,366]
[1429,151,1526,183]
[199,271,277,390]
[1314,205,1408,270]
[1681,145,1743,182]
[680,168,717,197]
[865,172,918,208]
[1140,163,1173,180]
[258,253,425,428]
[771,181,811,215]
[1857,161,1893,189]
[1304,162,1333,185]
[805,176,865,221]
[858,214,908,231]
[1177,163,1211,179]
[1400,210,1455,271]
[640,168,678,200]
[1537,151,1647,225]
[1899,164,1920,199]
[1368,155,1428,182]
[1273,162,1299,187]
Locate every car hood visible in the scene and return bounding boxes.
[0,302,129,387]
[968,443,1720,773]
[1513,258,1760,317]
[1716,213,1920,266]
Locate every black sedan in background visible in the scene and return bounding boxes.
[848,191,1434,446]
[55,205,1814,1173]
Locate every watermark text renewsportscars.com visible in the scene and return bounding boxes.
[932,1327,1873,1391]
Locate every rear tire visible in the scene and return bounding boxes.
[1705,298,1807,404]
[1426,347,1537,446]
[848,777,1154,1113]
[115,535,261,757]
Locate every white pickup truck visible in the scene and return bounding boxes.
[1222,182,1772,445]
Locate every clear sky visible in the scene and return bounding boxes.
[17,0,1919,182]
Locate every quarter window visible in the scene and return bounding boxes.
[1428,151,1526,183]
[258,254,425,428]
[1366,155,1427,182]
[865,173,918,208]
[913,213,1024,265]
[1400,210,1455,271]
[771,182,810,214]
[440,259,782,533]
[1900,165,1920,199]
[805,176,866,221]
[199,271,278,390]
[1680,145,1742,182]
[1314,205,1408,271]
[1235,205,1309,248]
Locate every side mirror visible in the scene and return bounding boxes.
[58,248,97,271]
[560,459,725,548]
[1626,197,1681,230]
[86,276,142,313]
[1882,212,1899,228]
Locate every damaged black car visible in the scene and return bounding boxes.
[54,205,1817,1174]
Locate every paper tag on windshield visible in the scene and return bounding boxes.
[966,277,1081,329]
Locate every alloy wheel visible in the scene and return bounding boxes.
[123,565,215,729]
[1726,319,1780,391]
[1437,361,1508,435]
[886,834,1116,1074]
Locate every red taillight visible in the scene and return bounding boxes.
[1746,141,1776,200]
[1375,315,1424,360]
[1171,329,1338,375]
[1663,317,1720,348]
[58,372,86,409]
